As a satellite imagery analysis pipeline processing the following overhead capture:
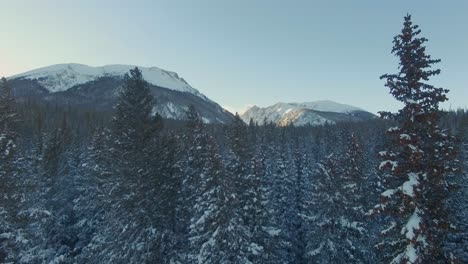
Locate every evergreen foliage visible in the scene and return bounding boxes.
[375,14,458,263]
[0,77,19,263]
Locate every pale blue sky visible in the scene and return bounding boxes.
[1,0,467,113]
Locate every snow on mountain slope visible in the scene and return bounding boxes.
[8,63,234,124]
[294,100,363,113]
[9,63,207,99]
[241,101,373,126]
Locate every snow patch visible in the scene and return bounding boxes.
[381,221,397,235]
[382,189,397,198]
[263,227,281,236]
[402,173,419,197]
[201,117,211,124]
[400,134,411,140]
[379,160,398,171]
[402,208,421,240]
[248,243,263,255]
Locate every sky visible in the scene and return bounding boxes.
[1,0,467,114]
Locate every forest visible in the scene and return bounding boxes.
[1,15,467,264]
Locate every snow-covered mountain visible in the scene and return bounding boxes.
[8,63,233,123]
[241,101,375,126]
[9,63,208,99]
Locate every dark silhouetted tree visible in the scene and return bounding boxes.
[0,77,19,262]
[375,14,458,263]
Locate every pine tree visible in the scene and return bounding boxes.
[0,77,17,190]
[113,68,155,148]
[247,119,275,264]
[152,133,183,263]
[0,77,17,175]
[445,116,468,262]
[225,113,264,262]
[308,152,359,263]
[271,130,300,263]
[188,126,230,263]
[86,67,164,263]
[0,77,19,263]
[340,133,368,262]
[167,105,204,263]
[111,67,159,207]
[74,128,115,263]
[290,138,313,264]
[374,14,458,263]
[308,153,340,262]
[255,124,284,264]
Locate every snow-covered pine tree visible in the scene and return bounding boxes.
[89,67,163,263]
[168,105,207,263]
[12,115,81,263]
[187,114,233,263]
[290,138,313,264]
[112,67,157,160]
[269,129,297,262]
[0,77,17,182]
[73,127,115,263]
[308,153,344,263]
[247,119,274,264]
[41,118,83,262]
[0,77,19,263]
[339,133,368,262]
[203,143,252,263]
[180,105,206,228]
[111,66,158,208]
[253,123,285,264]
[225,113,263,262]
[445,114,468,262]
[375,14,458,263]
[0,78,17,193]
[143,132,182,264]
[308,150,367,263]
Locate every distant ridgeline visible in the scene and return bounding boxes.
[7,63,234,125]
[241,101,376,126]
[7,63,376,128]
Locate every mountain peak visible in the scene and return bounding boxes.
[294,100,364,113]
[7,63,234,124]
[240,101,373,126]
[9,63,202,98]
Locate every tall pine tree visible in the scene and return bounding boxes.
[0,77,19,263]
[374,15,458,263]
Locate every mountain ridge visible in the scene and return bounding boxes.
[8,64,375,126]
[241,101,375,126]
[9,63,208,100]
[7,63,233,124]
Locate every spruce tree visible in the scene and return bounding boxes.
[0,77,17,174]
[291,138,312,264]
[340,133,368,262]
[88,67,163,263]
[445,116,468,262]
[226,113,263,262]
[111,67,159,207]
[188,128,229,263]
[374,14,458,263]
[308,153,359,263]
[0,77,19,263]
[113,67,155,153]
[271,129,298,262]
[74,128,114,263]
[168,105,204,263]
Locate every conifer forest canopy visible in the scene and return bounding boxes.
[1,15,467,264]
